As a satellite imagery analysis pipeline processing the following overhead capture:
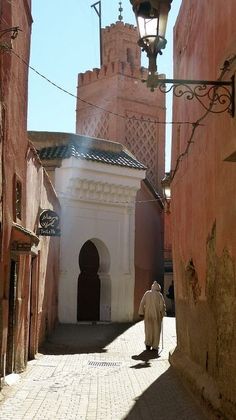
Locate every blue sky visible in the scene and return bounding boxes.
[28,0,182,169]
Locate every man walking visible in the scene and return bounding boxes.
[138,281,166,352]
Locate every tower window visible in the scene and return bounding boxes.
[127,48,134,66]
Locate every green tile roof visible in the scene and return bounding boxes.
[38,140,146,170]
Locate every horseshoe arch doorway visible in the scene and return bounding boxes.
[77,239,111,322]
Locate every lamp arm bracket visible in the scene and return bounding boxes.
[145,74,235,117]
[0,27,21,39]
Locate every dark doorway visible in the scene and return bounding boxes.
[28,256,38,360]
[77,240,100,321]
[6,259,18,374]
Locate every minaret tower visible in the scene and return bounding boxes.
[76,2,166,192]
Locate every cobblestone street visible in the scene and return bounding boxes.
[0,318,208,420]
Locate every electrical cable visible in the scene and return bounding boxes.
[9,47,198,126]
[0,46,165,206]
[8,43,232,204]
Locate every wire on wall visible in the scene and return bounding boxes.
[170,55,236,182]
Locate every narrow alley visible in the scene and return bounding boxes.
[0,318,208,420]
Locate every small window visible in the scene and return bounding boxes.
[13,175,22,221]
[127,48,134,66]
[15,181,22,219]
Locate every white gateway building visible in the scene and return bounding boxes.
[29,131,146,323]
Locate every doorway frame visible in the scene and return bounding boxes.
[6,258,18,374]
[77,238,111,322]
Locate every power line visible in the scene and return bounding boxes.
[0,46,166,207]
[9,48,197,127]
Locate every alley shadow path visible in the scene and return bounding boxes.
[0,318,209,420]
[41,322,133,355]
[125,366,204,419]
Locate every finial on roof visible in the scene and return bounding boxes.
[118,1,123,21]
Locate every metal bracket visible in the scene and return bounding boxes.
[0,27,21,52]
[145,74,235,117]
[0,27,21,39]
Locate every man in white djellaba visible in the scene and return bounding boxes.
[138,281,166,352]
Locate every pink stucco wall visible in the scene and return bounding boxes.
[0,0,32,283]
[0,0,33,376]
[170,1,236,417]
[0,1,60,378]
[26,146,60,349]
[134,181,164,317]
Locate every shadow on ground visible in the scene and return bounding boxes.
[40,322,134,355]
[124,367,207,420]
[130,350,160,369]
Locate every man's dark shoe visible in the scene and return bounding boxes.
[146,345,151,350]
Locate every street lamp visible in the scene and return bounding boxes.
[130,0,172,74]
[129,0,235,116]
[161,172,171,212]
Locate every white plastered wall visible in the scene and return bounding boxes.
[55,157,145,323]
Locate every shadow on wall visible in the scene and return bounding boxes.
[40,322,133,355]
[125,367,206,419]
[38,235,60,347]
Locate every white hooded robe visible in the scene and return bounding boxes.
[138,282,166,349]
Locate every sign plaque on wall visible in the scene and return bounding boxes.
[11,241,32,253]
[38,209,61,237]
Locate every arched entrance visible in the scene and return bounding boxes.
[77,240,100,321]
[91,238,111,321]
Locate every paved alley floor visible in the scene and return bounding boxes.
[0,318,208,420]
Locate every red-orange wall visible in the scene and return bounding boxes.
[0,0,32,376]
[0,0,32,283]
[76,21,166,193]
[0,1,60,378]
[171,1,236,417]
[26,146,60,350]
[134,182,164,317]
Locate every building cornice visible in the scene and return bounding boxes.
[63,178,138,206]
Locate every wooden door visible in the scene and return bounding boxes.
[77,241,100,321]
